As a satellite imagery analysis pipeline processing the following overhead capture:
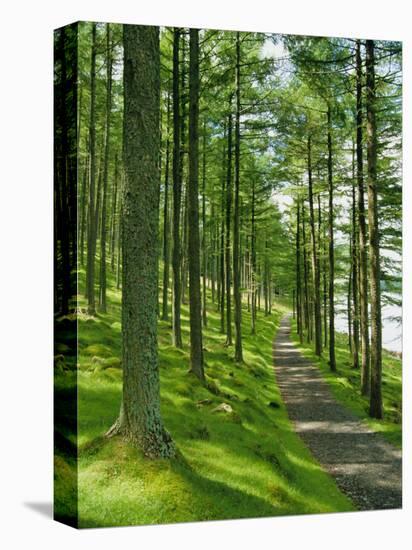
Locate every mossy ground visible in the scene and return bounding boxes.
[55,268,355,528]
[290,319,402,448]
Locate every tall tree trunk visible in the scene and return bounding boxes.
[296,198,303,342]
[233,32,243,362]
[187,28,205,381]
[201,121,208,327]
[302,200,310,341]
[172,28,183,348]
[356,39,370,394]
[308,135,322,356]
[110,152,119,271]
[86,23,97,315]
[366,40,383,419]
[251,179,257,334]
[180,36,188,306]
[348,263,353,351]
[107,24,174,458]
[116,193,122,291]
[321,199,328,347]
[80,152,88,267]
[220,137,226,334]
[161,91,171,321]
[327,104,336,371]
[99,23,113,313]
[225,106,233,346]
[351,144,360,368]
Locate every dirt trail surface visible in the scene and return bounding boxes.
[273,315,402,510]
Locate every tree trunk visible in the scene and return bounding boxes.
[302,200,310,341]
[296,198,303,342]
[220,137,226,334]
[225,106,233,346]
[233,32,243,363]
[308,135,322,356]
[251,179,257,334]
[356,39,370,394]
[187,28,205,381]
[201,121,208,327]
[366,40,383,419]
[172,28,183,348]
[99,23,113,313]
[110,152,119,271]
[327,104,336,371]
[161,91,171,321]
[86,23,97,315]
[351,144,360,368]
[80,152,88,267]
[108,24,174,458]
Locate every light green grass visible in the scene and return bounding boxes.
[55,267,355,527]
[290,319,402,448]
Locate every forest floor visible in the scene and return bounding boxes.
[54,268,357,528]
[274,315,402,510]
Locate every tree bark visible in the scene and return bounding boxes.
[161,91,171,321]
[366,40,383,419]
[220,137,226,334]
[110,152,119,271]
[233,32,243,362]
[296,198,303,342]
[351,144,360,368]
[86,23,97,315]
[172,28,183,348]
[201,121,208,327]
[99,23,113,313]
[356,39,370,394]
[251,179,257,334]
[187,28,205,381]
[225,106,233,346]
[307,135,322,356]
[327,104,337,371]
[108,24,174,458]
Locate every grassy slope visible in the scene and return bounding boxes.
[56,268,355,528]
[290,320,402,448]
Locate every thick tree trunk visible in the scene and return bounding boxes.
[99,23,112,313]
[307,135,322,356]
[366,40,383,419]
[86,23,97,315]
[172,28,183,348]
[327,104,336,371]
[356,39,370,394]
[187,28,205,381]
[108,24,174,458]
[233,32,243,362]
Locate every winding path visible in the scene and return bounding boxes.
[273,315,402,510]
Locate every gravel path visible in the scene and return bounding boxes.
[273,315,402,510]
